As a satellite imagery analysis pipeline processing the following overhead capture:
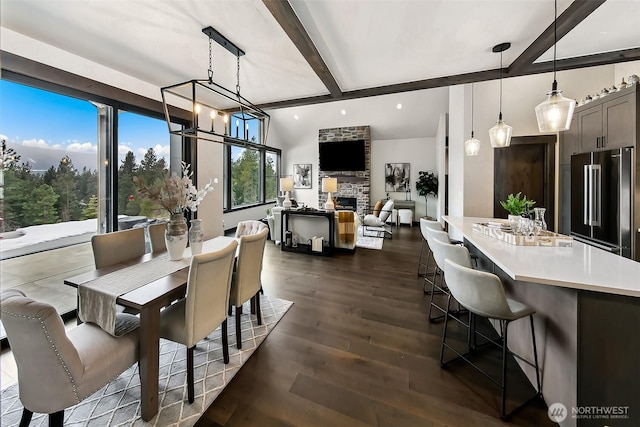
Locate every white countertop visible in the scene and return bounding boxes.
[443,216,640,298]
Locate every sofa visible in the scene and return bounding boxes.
[270,207,360,251]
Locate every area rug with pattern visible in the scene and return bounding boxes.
[0,295,293,427]
[356,226,384,250]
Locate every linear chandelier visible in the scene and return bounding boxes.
[161,26,270,147]
[535,0,575,132]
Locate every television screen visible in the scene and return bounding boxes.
[319,140,366,171]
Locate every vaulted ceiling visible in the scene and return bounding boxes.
[2,0,639,111]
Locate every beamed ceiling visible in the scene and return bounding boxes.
[1,0,639,110]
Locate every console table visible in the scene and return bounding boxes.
[280,209,335,256]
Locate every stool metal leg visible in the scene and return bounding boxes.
[417,238,426,276]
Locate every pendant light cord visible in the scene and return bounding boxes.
[471,83,475,137]
[499,50,503,121]
[552,0,558,89]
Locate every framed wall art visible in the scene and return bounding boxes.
[385,163,410,192]
[293,163,312,189]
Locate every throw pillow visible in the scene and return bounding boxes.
[373,200,383,217]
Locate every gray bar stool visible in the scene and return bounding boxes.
[417,218,443,279]
[426,230,470,322]
[440,259,542,420]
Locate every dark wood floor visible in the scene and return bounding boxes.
[197,225,555,427]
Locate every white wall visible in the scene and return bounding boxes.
[372,137,436,219]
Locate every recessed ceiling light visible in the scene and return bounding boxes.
[341,109,346,115]
[293,114,299,120]
[396,103,402,109]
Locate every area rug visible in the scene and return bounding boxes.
[356,226,384,250]
[0,295,293,427]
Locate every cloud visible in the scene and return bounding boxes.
[119,144,133,157]
[23,138,51,149]
[66,142,97,153]
[0,134,7,142]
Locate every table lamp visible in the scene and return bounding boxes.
[322,177,338,211]
[280,177,294,209]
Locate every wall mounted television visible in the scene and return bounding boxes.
[319,140,366,171]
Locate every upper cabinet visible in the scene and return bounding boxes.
[574,85,637,153]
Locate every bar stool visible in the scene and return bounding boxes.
[417,218,443,279]
[426,229,466,322]
[440,259,542,420]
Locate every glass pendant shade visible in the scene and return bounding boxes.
[535,88,576,132]
[489,116,513,148]
[465,135,481,156]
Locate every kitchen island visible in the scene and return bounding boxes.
[444,216,640,427]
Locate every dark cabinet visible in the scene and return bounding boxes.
[560,113,579,165]
[578,91,636,152]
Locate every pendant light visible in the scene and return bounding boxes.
[465,83,480,156]
[535,0,576,132]
[489,42,512,148]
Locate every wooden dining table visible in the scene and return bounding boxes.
[64,236,238,421]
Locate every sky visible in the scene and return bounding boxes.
[0,79,170,168]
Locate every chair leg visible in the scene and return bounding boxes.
[530,315,542,394]
[19,409,33,427]
[222,319,230,364]
[250,296,256,314]
[187,346,195,403]
[501,321,510,420]
[417,239,425,276]
[48,410,64,427]
[439,294,453,366]
[255,292,262,326]
[236,304,243,349]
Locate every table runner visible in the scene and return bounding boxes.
[78,236,236,336]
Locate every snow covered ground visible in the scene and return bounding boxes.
[0,219,97,260]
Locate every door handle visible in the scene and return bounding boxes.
[602,135,606,147]
[583,165,589,225]
[596,137,600,148]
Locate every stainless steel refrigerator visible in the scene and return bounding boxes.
[570,147,633,259]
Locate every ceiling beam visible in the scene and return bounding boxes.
[255,47,640,111]
[509,0,606,74]
[262,0,342,98]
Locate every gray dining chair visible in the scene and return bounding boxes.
[148,222,167,253]
[158,239,238,404]
[229,227,269,349]
[441,259,542,420]
[91,227,146,269]
[0,289,140,427]
[235,219,268,238]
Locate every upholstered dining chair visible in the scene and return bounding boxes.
[148,222,167,253]
[158,239,238,404]
[0,289,140,427]
[235,219,268,237]
[91,227,146,269]
[441,259,542,420]
[229,227,269,349]
[363,199,394,238]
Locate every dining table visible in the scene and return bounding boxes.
[64,235,238,421]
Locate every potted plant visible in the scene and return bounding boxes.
[500,192,536,219]
[416,170,438,219]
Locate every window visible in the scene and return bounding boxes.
[0,80,99,233]
[0,78,185,247]
[222,110,279,211]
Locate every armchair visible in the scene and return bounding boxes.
[0,289,140,426]
[363,199,394,238]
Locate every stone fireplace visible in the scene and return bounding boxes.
[318,126,371,215]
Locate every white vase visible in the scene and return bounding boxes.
[165,213,188,260]
[188,219,204,256]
